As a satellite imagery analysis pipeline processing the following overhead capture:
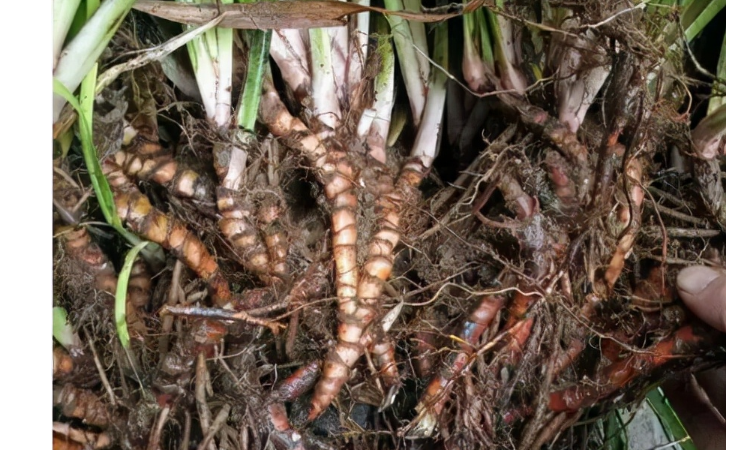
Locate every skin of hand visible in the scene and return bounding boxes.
[661,266,726,450]
[676,266,726,332]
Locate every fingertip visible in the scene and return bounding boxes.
[677,266,726,332]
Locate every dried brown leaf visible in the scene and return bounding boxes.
[134,0,483,30]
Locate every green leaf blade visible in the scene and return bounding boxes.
[78,64,120,228]
[646,388,699,450]
[53,306,81,350]
[683,0,725,42]
[115,241,150,349]
[237,29,272,131]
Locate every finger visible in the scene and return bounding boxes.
[662,371,726,450]
[695,366,726,418]
[676,266,726,332]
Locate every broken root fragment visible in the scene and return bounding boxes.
[408,293,505,437]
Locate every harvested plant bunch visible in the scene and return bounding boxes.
[51,1,726,448]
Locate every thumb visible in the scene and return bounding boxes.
[676,266,726,332]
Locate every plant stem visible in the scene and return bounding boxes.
[348,0,371,90]
[384,0,426,126]
[180,0,234,128]
[402,0,430,83]
[411,22,448,169]
[270,29,310,101]
[309,27,341,136]
[356,30,395,163]
[53,0,137,122]
[487,6,527,94]
[53,0,83,69]
[462,8,490,91]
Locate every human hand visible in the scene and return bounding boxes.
[677,266,726,332]
[661,266,726,450]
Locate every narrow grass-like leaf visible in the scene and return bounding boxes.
[682,0,725,42]
[236,0,272,132]
[463,4,477,38]
[650,0,685,5]
[715,33,726,81]
[237,29,272,131]
[56,129,75,160]
[78,64,120,228]
[122,232,165,269]
[115,241,150,349]
[53,306,81,350]
[431,22,449,84]
[646,388,698,450]
[478,9,494,65]
[53,79,81,113]
[604,410,628,450]
[485,6,503,63]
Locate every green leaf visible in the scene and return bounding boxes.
[432,17,449,71]
[478,9,494,66]
[78,64,121,228]
[115,241,150,349]
[86,0,101,19]
[682,0,725,42]
[236,29,271,131]
[715,33,726,81]
[646,388,698,450]
[53,306,81,350]
[55,129,75,160]
[237,30,271,129]
[68,0,92,41]
[605,410,628,450]
[53,78,81,112]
